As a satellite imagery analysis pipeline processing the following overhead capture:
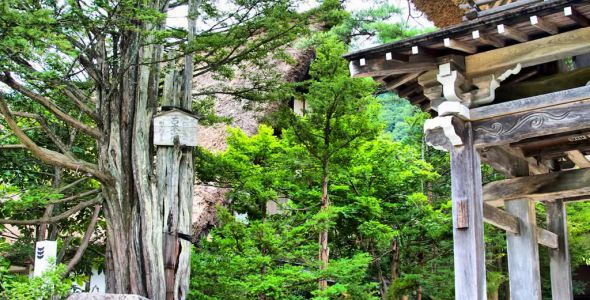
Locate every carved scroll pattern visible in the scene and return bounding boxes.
[474,111,574,137]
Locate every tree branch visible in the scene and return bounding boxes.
[0,95,110,183]
[48,189,100,205]
[0,72,102,140]
[12,111,71,154]
[0,196,103,225]
[57,176,91,193]
[65,203,101,274]
[0,144,26,149]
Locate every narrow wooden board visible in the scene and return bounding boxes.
[466,27,590,77]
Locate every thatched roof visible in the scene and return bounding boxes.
[411,0,465,27]
[410,0,526,28]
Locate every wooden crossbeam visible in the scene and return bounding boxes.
[472,98,590,147]
[472,30,505,48]
[483,168,590,207]
[566,150,590,168]
[466,27,590,77]
[483,203,519,233]
[530,15,558,35]
[483,202,559,250]
[444,38,477,54]
[497,24,529,42]
[537,227,558,249]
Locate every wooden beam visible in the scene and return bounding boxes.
[536,227,558,249]
[472,30,505,48]
[349,57,436,78]
[470,85,590,121]
[472,99,590,148]
[479,145,548,177]
[385,72,422,90]
[483,202,559,250]
[444,38,477,54]
[483,202,520,234]
[564,6,589,27]
[505,199,542,299]
[497,24,529,43]
[515,131,590,159]
[530,15,558,35]
[546,200,574,300]
[483,168,590,206]
[566,150,590,168]
[466,27,590,77]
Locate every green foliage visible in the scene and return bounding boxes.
[1,263,81,300]
[193,32,444,299]
[305,1,433,47]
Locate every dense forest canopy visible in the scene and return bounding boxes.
[0,0,589,299]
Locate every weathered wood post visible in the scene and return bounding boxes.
[505,198,542,299]
[424,61,487,300]
[425,114,487,300]
[546,200,573,300]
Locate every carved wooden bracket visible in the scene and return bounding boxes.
[436,62,522,108]
[424,116,465,151]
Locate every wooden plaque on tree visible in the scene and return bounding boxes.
[153,109,199,147]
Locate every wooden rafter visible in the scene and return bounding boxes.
[385,72,422,90]
[497,24,529,42]
[530,15,559,35]
[565,150,590,168]
[472,30,505,48]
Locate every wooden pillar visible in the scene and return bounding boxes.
[506,199,542,300]
[449,122,487,300]
[546,200,573,300]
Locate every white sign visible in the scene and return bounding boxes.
[33,240,57,277]
[153,110,198,147]
[89,268,106,293]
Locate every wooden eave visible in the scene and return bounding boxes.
[344,0,590,108]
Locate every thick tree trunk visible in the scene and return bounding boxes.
[97,1,197,296]
[96,1,167,296]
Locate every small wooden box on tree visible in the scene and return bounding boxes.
[153,108,198,147]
